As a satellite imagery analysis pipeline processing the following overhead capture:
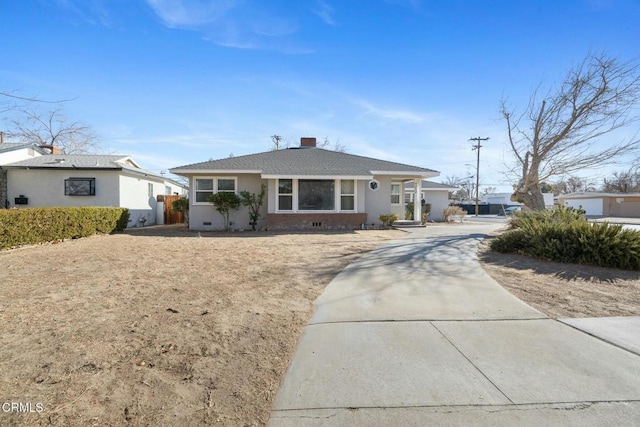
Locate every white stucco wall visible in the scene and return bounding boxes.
[0,147,42,165]
[423,190,449,221]
[7,169,120,208]
[363,176,404,225]
[6,168,180,227]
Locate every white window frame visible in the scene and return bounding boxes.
[276,178,358,213]
[193,177,237,205]
[391,183,401,205]
[277,178,294,212]
[340,179,356,211]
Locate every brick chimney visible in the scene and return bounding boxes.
[40,144,62,155]
[300,137,316,148]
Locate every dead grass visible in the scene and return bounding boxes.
[478,236,640,318]
[0,226,404,426]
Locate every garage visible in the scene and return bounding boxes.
[563,198,603,216]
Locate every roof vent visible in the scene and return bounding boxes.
[54,158,65,163]
[300,137,316,148]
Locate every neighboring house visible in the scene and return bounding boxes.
[3,154,187,227]
[170,137,439,231]
[403,180,458,221]
[0,142,49,208]
[558,192,640,218]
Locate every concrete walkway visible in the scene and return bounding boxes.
[268,223,640,426]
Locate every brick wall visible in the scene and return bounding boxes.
[0,168,7,208]
[267,213,368,231]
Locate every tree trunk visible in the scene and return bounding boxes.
[513,181,546,210]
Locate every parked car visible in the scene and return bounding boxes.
[498,206,521,216]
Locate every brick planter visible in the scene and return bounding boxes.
[267,213,368,231]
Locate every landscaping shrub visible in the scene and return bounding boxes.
[443,206,467,222]
[171,197,189,225]
[0,207,129,250]
[490,206,640,270]
[379,213,399,227]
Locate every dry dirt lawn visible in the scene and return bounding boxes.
[479,234,640,318]
[0,226,404,426]
[2,225,639,426]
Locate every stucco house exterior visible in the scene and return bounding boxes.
[0,142,49,208]
[170,137,439,231]
[403,180,458,221]
[558,192,640,218]
[3,154,187,227]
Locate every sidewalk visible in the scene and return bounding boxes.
[268,223,640,426]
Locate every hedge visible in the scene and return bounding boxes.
[0,207,129,250]
[490,207,640,271]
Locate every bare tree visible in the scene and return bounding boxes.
[602,168,640,192]
[501,53,640,210]
[552,175,597,194]
[7,107,99,154]
[317,136,346,153]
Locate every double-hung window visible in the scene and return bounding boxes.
[194,177,236,204]
[391,183,401,205]
[278,179,293,211]
[340,180,355,211]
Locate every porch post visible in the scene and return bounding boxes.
[413,179,422,222]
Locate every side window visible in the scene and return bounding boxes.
[391,183,401,204]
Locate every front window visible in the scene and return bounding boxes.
[195,178,214,203]
[340,180,355,211]
[278,179,293,211]
[391,183,401,205]
[218,179,235,192]
[193,177,237,203]
[298,180,335,210]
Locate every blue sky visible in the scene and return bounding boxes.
[2,0,639,191]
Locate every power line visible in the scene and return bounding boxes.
[469,136,490,216]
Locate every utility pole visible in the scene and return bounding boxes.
[469,137,489,216]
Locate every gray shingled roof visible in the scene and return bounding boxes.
[0,142,48,154]
[405,180,458,190]
[2,154,131,169]
[171,147,438,177]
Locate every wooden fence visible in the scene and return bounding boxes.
[162,195,185,225]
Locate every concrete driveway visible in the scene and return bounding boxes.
[269,223,640,426]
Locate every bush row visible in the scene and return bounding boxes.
[0,207,129,250]
[490,207,640,270]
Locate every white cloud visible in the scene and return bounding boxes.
[352,99,428,123]
[312,0,338,26]
[145,0,239,28]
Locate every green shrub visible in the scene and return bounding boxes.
[490,216,640,270]
[208,192,241,230]
[379,213,399,227]
[171,197,189,225]
[510,205,586,230]
[0,207,129,250]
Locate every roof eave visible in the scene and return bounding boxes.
[261,174,374,180]
[169,168,262,175]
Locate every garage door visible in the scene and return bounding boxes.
[565,199,603,216]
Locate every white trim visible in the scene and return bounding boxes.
[390,182,402,205]
[192,176,238,205]
[275,178,359,213]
